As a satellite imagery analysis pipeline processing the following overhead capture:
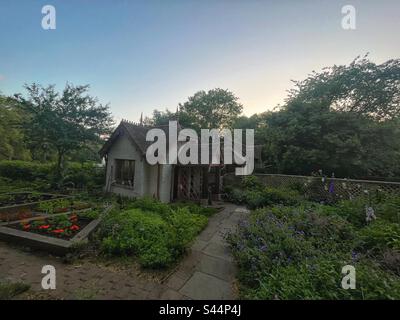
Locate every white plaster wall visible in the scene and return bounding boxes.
[159,165,173,203]
[105,132,144,198]
[104,131,174,202]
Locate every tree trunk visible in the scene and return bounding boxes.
[56,150,65,182]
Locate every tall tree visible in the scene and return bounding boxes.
[16,83,114,179]
[178,88,243,130]
[262,100,400,178]
[0,94,30,160]
[287,55,400,120]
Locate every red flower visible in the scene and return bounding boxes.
[52,229,64,234]
[70,225,80,231]
[39,225,50,230]
[23,224,31,230]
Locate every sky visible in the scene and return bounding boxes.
[0,0,399,122]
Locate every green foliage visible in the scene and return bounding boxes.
[147,88,243,131]
[0,281,30,300]
[226,177,302,209]
[78,209,100,220]
[0,160,104,191]
[98,198,209,268]
[228,196,400,300]
[262,100,400,178]
[37,199,71,214]
[62,162,104,189]
[0,160,52,181]
[359,220,400,251]
[0,95,30,161]
[16,83,114,179]
[287,55,400,121]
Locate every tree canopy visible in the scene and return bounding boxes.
[287,55,400,121]
[15,83,114,177]
[0,94,30,160]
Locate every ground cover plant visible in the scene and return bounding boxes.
[225,176,303,209]
[0,281,30,300]
[227,177,400,299]
[96,197,215,268]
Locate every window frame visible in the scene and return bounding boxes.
[114,159,135,188]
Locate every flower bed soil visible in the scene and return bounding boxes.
[0,210,37,223]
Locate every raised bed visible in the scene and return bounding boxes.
[0,210,104,255]
[0,192,66,207]
[0,192,72,223]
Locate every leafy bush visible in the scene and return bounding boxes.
[0,160,52,181]
[98,198,209,268]
[63,162,104,189]
[100,209,177,267]
[36,199,71,214]
[228,202,400,300]
[241,176,263,190]
[227,185,302,209]
[0,160,104,191]
[358,220,400,251]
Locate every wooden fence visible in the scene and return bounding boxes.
[223,173,400,201]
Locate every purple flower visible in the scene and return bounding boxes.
[329,181,335,194]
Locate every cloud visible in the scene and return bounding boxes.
[0,74,5,81]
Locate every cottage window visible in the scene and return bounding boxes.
[115,159,135,186]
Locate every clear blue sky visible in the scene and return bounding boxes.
[0,0,399,122]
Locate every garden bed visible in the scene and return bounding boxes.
[7,213,92,240]
[0,192,67,207]
[0,192,72,223]
[0,208,106,255]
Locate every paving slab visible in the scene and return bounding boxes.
[195,253,236,281]
[179,271,234,300]
[202,242,233,262]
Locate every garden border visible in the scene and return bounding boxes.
[0,206,112,255]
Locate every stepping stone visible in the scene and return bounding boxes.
[202,242,233,262]
[179,271,233,300]
[196,254,236,281]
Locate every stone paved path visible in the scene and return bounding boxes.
[0,203,248,300]
[161,204,249,300]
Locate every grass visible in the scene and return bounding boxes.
[0,281,30,300]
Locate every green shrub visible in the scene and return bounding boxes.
[163,207,208,249]
[243,187,301,209]
[241,176,262,190]
[36,199,71,214]
[0,160,52,181]
[98,198,209,268]
[129,197,172,215]
[333,199,366,227]
[358,220,400,251]
[228,202,400,300]
[243,257,400,300]
[0,160,104,191]
[100,209,177,268]
[63,162,104,189]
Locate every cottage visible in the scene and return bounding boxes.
[99,120,225,203]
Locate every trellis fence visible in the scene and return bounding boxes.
[223,173,400,201]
